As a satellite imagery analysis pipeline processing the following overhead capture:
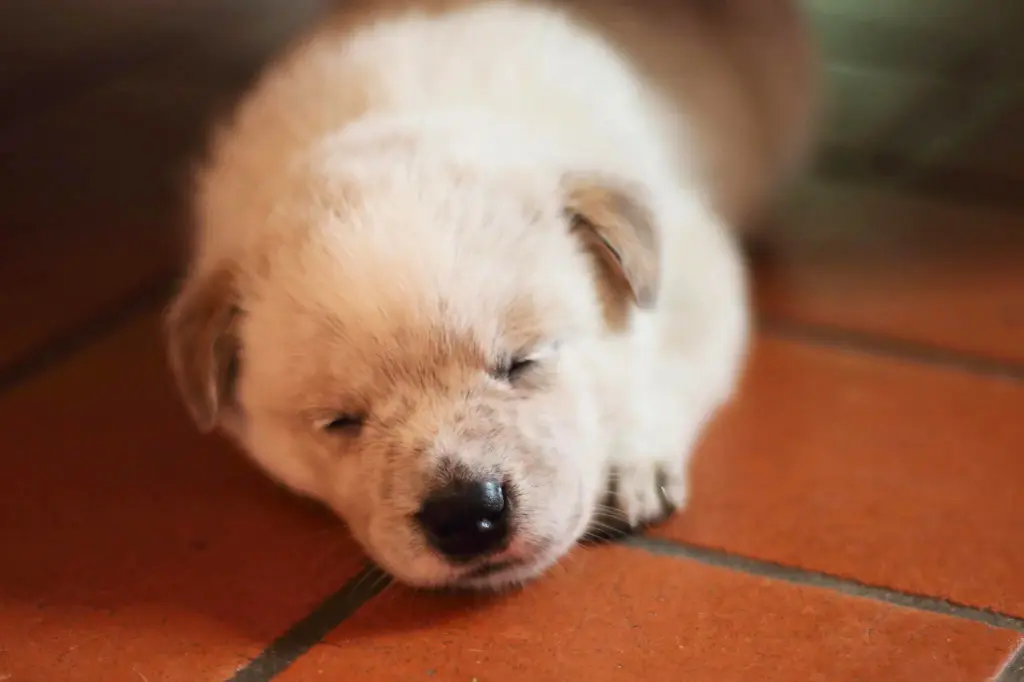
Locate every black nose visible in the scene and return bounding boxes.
[417,478,509,561]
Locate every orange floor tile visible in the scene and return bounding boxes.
[650,334,1024,616]
[2,0,1024,681]
[0,316,365,681]
[278,547,1019,682]
[0,59,225,369]
[755,181,1024,363]
[0,0,318,369]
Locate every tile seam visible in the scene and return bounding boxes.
[2,291,1017,402]
[759,317,1024,383]
[993,639,1024,682]
[622,535,1024,633]
[2,272,1020,400]
[229,537,1023,682]
[0,272,175,396]
[226,563,392,682]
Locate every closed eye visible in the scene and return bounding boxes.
[491,356,537,384]
[319,413,366,434]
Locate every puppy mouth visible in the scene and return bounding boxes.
[445,556,538,591]
[461,557,529,580]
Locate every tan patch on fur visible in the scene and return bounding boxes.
[564,174,660,320]
[164,265,240,431]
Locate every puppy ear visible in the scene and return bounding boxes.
[164,265,241,432]
[563,174,661,309]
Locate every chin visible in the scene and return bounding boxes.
[450,550,567,592]
[374,547,560,593]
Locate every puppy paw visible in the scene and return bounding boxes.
[586,457,687,542]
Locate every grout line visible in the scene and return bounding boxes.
[3,273,1014,404]
[622,535,1024,633]
[227,564,392,682]
[993,640,1024,682]
[0,274,175,395]
[759,317,1024,384]
[229,536,1024,681]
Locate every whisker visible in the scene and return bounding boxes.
[586,520,628,534]
[375,578,404,606]
[592,502,628,517]
[365,570,395,600]
[549,555,573,578]
[345,563,389,600]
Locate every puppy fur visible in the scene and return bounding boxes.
[166,0,817,589]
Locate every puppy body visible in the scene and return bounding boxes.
[169,0,816,588]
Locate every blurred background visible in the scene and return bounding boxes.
[0,2,1023,679]
[0,0,1022,382]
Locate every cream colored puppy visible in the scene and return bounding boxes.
[166,0,816,589]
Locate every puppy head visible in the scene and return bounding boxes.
[166,139,660,589]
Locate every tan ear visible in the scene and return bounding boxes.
[563,174,661,309]
[164,266,241,432]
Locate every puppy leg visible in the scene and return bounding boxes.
[599,385,708,533]
[597,207,750,535]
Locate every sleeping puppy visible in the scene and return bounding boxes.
[165,0,817,590]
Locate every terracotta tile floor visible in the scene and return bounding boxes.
[1,1,1023,681]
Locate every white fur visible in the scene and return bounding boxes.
[173,0,807,589]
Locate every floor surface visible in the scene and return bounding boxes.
[1,1,1022,680]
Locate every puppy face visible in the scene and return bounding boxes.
[167,133,659,589]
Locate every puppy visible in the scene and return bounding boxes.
[166,0,817,589]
